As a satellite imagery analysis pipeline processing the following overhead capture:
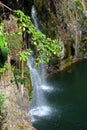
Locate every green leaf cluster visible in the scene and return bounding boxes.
[75,0,81,3]
[0,64,8,77]
[17,49,32,61]
[14,10,61,65]
[0,25,9,68]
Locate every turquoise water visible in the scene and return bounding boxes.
[31,60,87,130]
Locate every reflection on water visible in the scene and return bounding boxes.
[30,60,87,130]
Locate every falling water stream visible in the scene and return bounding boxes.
[31,5,40,30]
[27,5,54,123]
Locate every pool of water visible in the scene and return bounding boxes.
[30,60,87,130]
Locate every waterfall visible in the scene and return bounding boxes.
[27,5,53,122]
[31,5,47,81]
[27,56,46,107]
[31,5,40,30]
[27,56,53,122]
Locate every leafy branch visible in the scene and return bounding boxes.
[14,10,62,65]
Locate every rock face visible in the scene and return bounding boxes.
[34,0,87,59]
[0,82,36,130]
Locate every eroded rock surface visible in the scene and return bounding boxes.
[0,83,36,130]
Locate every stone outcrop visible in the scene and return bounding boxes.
[0,82,36,130]
[34,0,87,72]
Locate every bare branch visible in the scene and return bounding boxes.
[0,1,13,11]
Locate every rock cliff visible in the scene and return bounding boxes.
[34,0,87,59]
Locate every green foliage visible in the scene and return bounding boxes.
[17,77,26,85]
[0,64,8,77]
[1,45,8,60]
[17,49,32,61]
[0,32,5,47]
[14,10,61,65]
[0,93,7,128]
[0,93,5,111]
[75,0,81,3]
[11,68,26,85]
[0,25,9,68]
[75,0,83,12]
